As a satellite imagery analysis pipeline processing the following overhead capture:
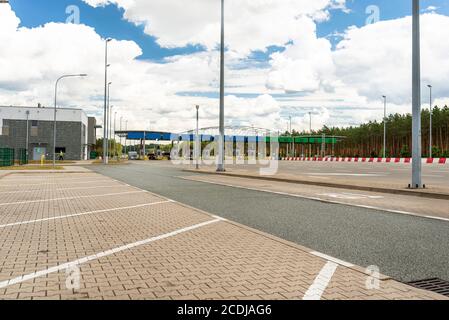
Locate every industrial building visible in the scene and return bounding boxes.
[0,105,97,161]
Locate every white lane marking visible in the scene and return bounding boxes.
[309,251,354,268]
[179,177,449,223]
[0,218,223,289]
[0,201,173,229]
[3,173,99,181]
[0,184,129,195]
[306,173,386,177]
[318,192,384,200]
[303,262,339,300]
[0,180,114,188]
[0,191,145,206]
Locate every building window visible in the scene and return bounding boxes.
[2,126,9,136]
[31,120,38,137]
[2,119,9,136]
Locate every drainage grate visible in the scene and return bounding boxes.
[407,278,449,297]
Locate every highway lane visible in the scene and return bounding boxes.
[89,162,449,284]
[194,161,449,190]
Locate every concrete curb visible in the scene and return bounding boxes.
[183,169,449,201]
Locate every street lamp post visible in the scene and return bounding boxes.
[25,110,30,160]
[108,105,113,159]
[428,84,432,158]
[217,0,225,172]
[308,112,312,157]
[196,105,200,169]
[289,116,294,157]
[114,111,117,157]
[53,74,87,167]
[103,38,112,164]
[106,81,112,160]
[125,120,128,157]
[382,95,387,158]
[120,116,123,148]
[412,0,422,188]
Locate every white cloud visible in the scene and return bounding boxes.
[82,0,345,56]
[2,3,449,136]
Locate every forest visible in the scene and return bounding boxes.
[293,105,449,158]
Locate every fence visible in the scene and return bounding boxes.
[0,148,29,167]
[16,148,28,165]
[0,148,14,167]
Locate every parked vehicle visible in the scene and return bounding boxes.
[128,151,138,160]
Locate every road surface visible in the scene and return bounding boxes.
[89,162,449,284]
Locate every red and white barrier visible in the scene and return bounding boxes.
[281,157,449,164]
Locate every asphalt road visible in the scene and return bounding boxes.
[89,162,449,284]
[197,161,449,190]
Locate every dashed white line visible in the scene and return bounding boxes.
[0,180,114,188]
[309,251,354,268]
[0,200,173,229]
[0,218,224,289]
[0,190,145,206]
[303,261,339,300]
[0,184,129,195]
[180,177,449,223]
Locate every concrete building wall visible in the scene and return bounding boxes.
[0,106,91,160]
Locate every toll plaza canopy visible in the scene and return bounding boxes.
[115,131,344,144]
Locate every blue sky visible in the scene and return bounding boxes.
[3,0,449,132]
[10,0,449,62]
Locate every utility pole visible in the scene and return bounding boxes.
[103,38,112,164]
[114,111,117,158]
[196,105,200,169]
[124,120,128,157]
[383,95,387,158]
[428,84,433,158]
[412,0,422,188]
[217,0,225,172]
[108,104,113,159]
[25,110,30,160]
[309,112,312,157]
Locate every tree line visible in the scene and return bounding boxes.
[290,105,449,158]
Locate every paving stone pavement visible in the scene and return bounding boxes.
[0,171,445,300]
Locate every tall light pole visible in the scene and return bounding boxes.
[428,84,432,158]
[120,116,123,149]
[196,105,200,169]
[109,105,114,159]
[114,111,117,155]
[124,120,128,157]
[309,111,312,157]
[106,82,112,160]
[103,38,112,164]
[412,0,422,188]
[53,74,87,167]
[217,0,225,172]
[25,110,30,160]
[289,115,294,157]
[382,95,387,158]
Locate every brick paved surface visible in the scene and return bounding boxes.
[0,171,446,300]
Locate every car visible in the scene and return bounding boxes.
[128,151,138,160]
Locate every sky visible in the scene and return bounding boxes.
[1,0,449,134]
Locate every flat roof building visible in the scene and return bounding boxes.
[0,105,97,161]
